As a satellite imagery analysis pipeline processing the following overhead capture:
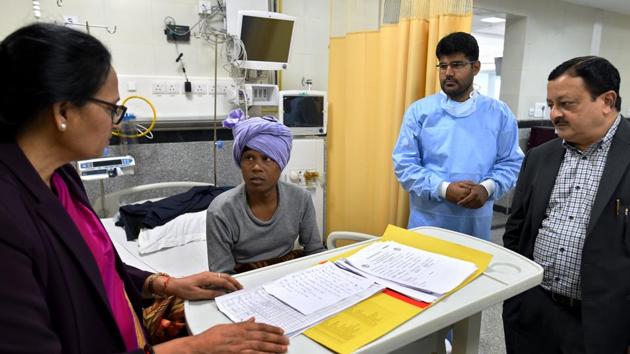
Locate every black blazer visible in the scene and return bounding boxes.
[0,143,151,354]
[504,118,630,353]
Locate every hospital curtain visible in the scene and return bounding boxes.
[326,0,472,237]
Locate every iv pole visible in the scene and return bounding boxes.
[212,33,218,186]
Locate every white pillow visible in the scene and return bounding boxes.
[137,210,206,254]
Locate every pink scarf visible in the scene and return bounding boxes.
[51,173,144,350]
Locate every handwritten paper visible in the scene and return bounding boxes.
[216,283,384,337]
[263,262,376,315]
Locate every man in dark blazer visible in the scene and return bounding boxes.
[503,56,630,354]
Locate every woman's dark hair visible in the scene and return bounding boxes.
[0,23,112,141]
[548,56,621,111]
[435,32,479,62]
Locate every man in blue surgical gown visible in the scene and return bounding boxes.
[392,32,523,240]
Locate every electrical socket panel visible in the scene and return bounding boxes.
[191,82,208,95]
[208,80,231,95]
[534,102,546,118]
[151,78,231,95]
[198,0,212,14]
[165,81,179,95]
[152,81,166,94]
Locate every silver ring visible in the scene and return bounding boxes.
[217,273,223,278]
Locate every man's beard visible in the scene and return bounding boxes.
[441,78,473,100]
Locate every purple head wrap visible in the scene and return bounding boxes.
[225,109,293,170]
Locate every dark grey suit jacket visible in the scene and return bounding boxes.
[0,143,151,354]
[503,118,630,353]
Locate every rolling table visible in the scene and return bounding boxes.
[185,226,543,353]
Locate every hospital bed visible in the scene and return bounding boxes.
[99,181,308,277]
[98,181,212,277]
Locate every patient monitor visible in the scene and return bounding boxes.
[278,90,327,136]
[235,11,296,70]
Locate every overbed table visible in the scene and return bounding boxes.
[185,226,543,353]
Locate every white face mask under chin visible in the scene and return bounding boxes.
[440,90,477,117]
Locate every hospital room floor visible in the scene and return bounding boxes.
[477,212,510,354]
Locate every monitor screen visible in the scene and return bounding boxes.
[282,96,324,128]
[240,15,294,63]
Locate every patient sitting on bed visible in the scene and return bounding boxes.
[206,109,325,273]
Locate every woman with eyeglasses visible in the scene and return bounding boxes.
[0,23,288,354]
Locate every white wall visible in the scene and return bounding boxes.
[280,0,330,91]
[0,0,230,77]
[281,139,326,236]
[600,11,630,117]
[473,32,504,99]
[330,0,381,37]
[476,0,630,119]
[0,0,329,122]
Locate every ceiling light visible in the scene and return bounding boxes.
[481,17,505,23]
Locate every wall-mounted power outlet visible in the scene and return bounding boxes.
[166,81,179,95]
[152,81,166,94]
[534,102,546,118]
[191,82,208,95]
[209,82,229,95]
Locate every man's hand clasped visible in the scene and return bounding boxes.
[445,180,489,209]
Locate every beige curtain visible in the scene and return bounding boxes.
[326,0,473,237]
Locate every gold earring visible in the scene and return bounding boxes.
[59,123,67,132]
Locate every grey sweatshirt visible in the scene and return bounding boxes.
[206,181,325,273]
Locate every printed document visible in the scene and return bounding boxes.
[336,259,439,303]
[344,241,478,295]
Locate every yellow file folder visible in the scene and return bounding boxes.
[304,225,493,354]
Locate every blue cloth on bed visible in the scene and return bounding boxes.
[115,185,233,241]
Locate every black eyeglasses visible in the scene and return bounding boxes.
[436,61,475,72]
[87,97,127,125]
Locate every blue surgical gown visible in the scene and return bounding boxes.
[392,92,524,240]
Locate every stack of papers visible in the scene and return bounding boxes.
[216,240,479,337]
[305,225,494,354]
[216,262,385,337]
[338,241,478,302]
